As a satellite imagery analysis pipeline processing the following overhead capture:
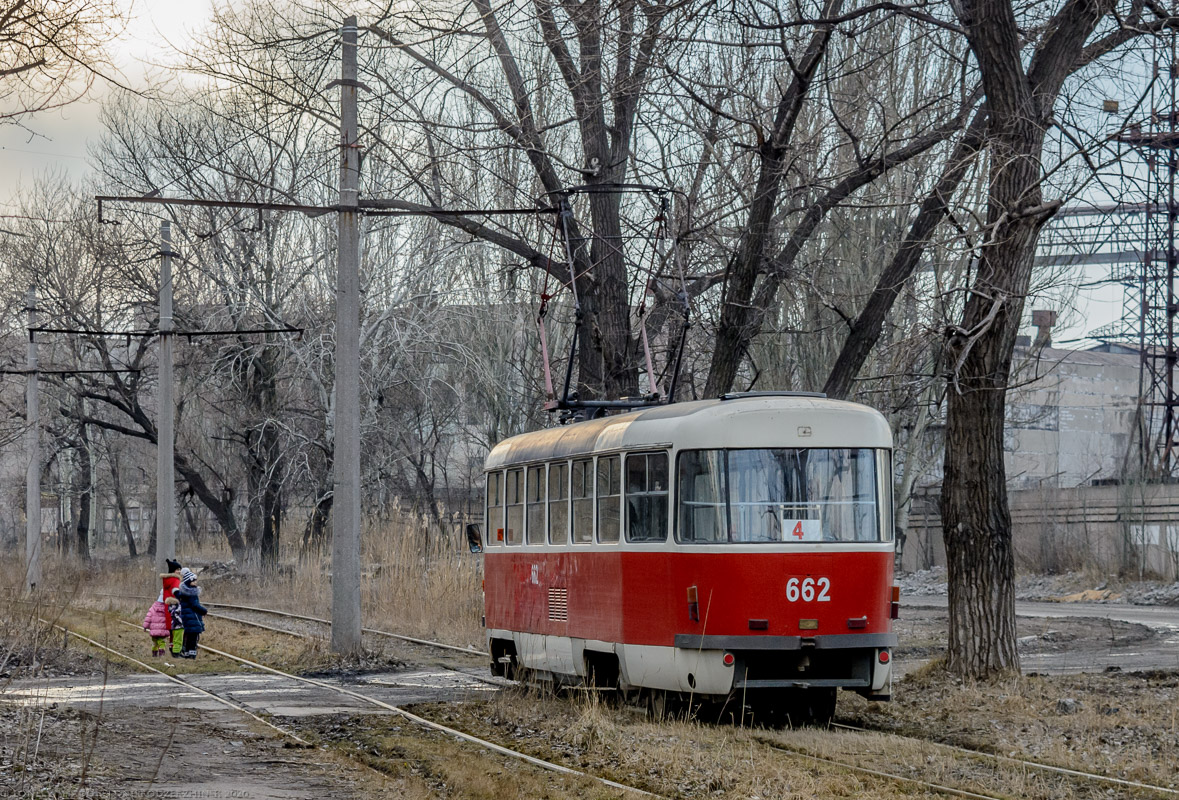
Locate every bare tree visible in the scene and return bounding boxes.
[931,0,1165,677]
[0,0,126,124]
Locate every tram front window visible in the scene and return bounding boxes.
[677,448,880,543]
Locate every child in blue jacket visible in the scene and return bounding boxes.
[174,568,208,658]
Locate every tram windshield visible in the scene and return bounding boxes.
[677,448,883,543]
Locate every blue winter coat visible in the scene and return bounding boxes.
[174,583,208,633]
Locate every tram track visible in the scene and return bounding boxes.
[45,607,1009,800]
[829,722,1179,797]
[212,602,1179,799]
[205,603,488,656]
[46,606,659,798]
[66,597,1179,799]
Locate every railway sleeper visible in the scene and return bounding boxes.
[639,686,837,727]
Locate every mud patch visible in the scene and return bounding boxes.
[894,604,1162,672]
[0,700,390,799]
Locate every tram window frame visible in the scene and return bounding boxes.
[625,451,669,542]
[486,470,504,546]
[548,460,569,545]
[504,467,524,545]
[674,448,882,544]
[879,450,894,542]
[571,458,594,544]
[526,464,546,545]
[597,455,621,543]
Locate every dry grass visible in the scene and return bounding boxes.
[0,512,483,651]
[433,689,926,798]
[304,711,622,800]
[419,676,1178,799]
[842,666,1179,790]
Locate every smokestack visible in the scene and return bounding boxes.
[1031,309,1057,349]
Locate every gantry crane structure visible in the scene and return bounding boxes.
[1035,31,1179,479]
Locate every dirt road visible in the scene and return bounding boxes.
[903,596,1179,673]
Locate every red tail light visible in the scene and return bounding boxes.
[878,649,890,664]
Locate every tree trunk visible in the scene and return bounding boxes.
[260,480,282,572]
[107,449,136,558]
[704,5,841,398]
[941,364,1020,674]
[302,487,332,560]
[74,423,92,560]
[939,125,1043,676]
[939,0,1116,678]
[175,453,248,563]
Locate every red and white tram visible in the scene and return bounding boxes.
[478,392,897,723]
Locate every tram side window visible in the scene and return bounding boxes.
[526,465,546,544]
[505,467,524,545]
[677,450,727,542]
[597,455,621,543]
[571,459,594,543]
[549,461,569,545]
[486,471,504,545]
[626,452,668,542]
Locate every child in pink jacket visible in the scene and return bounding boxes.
[143,597,180,658]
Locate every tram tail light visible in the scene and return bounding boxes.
[722,652,735,666]
[687,585,699,622]
[878,649,891,664]
[890,585,901,619]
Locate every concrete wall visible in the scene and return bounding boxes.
[917,345,1142,493]
[1003,346,1141,489]
[903,483,1179,579]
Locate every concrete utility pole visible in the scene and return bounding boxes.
[25,286,41,594]
[332,15,364,654]
[157,222,176,572]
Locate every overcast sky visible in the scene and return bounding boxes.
[0,1,214,213]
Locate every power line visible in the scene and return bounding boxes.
[0,368,140,376]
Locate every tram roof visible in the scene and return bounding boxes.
[485,394,892,469]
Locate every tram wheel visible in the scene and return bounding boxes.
[646,689,678,721]
[789,688,836,727]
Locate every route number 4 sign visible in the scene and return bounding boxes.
[783,519,821,541]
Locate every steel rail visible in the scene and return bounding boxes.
[87,594,487,657]
[89,616,657,798]
[757,740,1004,800]
[37,618,310,746]
[206,611,508,692]
[79,593,488,655]
[831,722,1179,796]
[206,611,327,640]
[207,603,488,656]
[203,603,1179,800]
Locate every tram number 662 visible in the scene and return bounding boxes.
[786,576,831,602]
